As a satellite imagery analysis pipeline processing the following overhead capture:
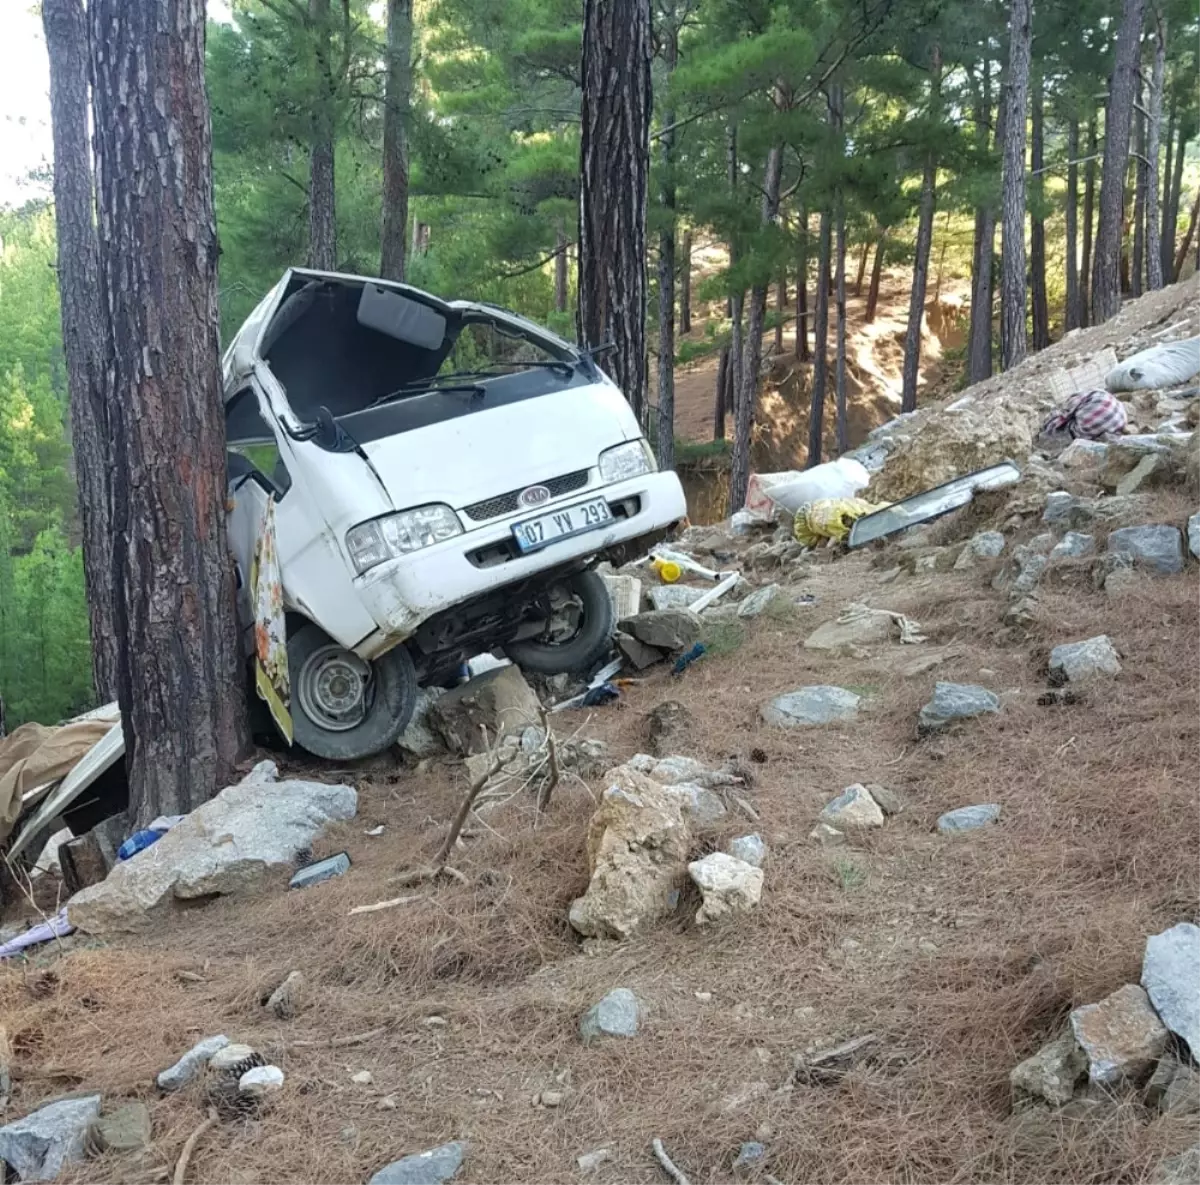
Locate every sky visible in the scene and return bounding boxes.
[0,1,233,208]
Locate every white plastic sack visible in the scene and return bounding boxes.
[1105,337,1200,392]
[743,471,804,521]
[760,458,870,515]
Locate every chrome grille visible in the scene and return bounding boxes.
[462,469,591,522]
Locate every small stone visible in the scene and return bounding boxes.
[265,970,305,1019]
[955,530,1006,569]
[1051,532,1096,560]
[539,1089,565,1107]
[1115,453,1164,495]
[665,783,728,827]
[87,1101,152,1154]
[694,990,713,1002]
[733,1142,767,1172]
[1188,512,1200,560]
[1141,922,1200,1060]
[368,1141,467,1185]
[645,700,694,756]
[738,584,783,618]
[580,988,641,1043]
[761,685,860,728]
[918,683,1000,732]
[1070,983,1168,1086]
[1104,567,1140,597]
[1152,1144,1200,1185]
[1049,636,1121,683]
[1058,439,1110,469]
[209,1044,259,1073]
[688,852,764,924]
[239,1065,284,1098]
[157,1035,230,1091]
[809,823,846,847]
[1005,595,1040,628]
[877,565,903,584]
[365,824,386,836]
[1010,1032,1087,1106]
[351,1070,374,1086]
[377,1095,398,1111]
[1161,1064,1200,1116]
[577,1149,613,1174]
[616,630,665,671]
[937,804,1001,833]
[864,784,906,816]
[819,784,885,829]
[1107,524,1185,575]
[1043,491,1092,526]
[0,1095,101,1182]
[727,834,767,867]
[619,609,702,652]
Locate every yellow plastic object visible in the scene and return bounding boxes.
[652,559,683,583]
[792,497,889,547]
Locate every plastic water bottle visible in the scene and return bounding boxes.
[117,828,167,862]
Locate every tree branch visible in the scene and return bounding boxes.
[492,245,566,280]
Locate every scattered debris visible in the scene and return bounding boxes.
[348,895,422,917]
[937,804,1002,834]
[671,642,708,676]
[580,988,642,1043]
[819,784,885,829]
[1070,983,1168,1086]
[732,1142,767,1174]
[793,1034,880,1085]
[351,1070,374,1086]
[918,683,1000,733]
[157,1035,230,1092]
[239,1066,284,1099]
[1049,635,1122,683]
[804,603,924,650]
[651,1137,693,1185]
[0,908,74,960]
[1141,923,1200,1060]
[210,1044,259,1073]
[0,1094,101,1183]
[761,686,861,728]
[289,851,351,890]
[688,852,764,924]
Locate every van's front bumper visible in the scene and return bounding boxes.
[350,470,687,656]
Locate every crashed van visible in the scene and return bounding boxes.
[223,269,687,759]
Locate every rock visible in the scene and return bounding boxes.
[688,852,764,924]
[87,1101,151,1154]
[368,1142,467,1185]
[954,530,1006,570]
[210,1044,259,1073]
[1188,512,1200,559]
[429,666,542,755]
[1043,491,1093,527]
[1107,525,1185,575]
[645,700,694,756]
[733,1142,767,1173]
[351,1070,374,1086]
[626,753,739,788]
[819,784,885,829]
[397,688,446,758]
[0,1095,101,1182]
[1004,595,1040,628]
[568,769,691,939]
[620,608,701,652]
[577,1148,613,1174]
[727,834,766,867]
[665,783,728,827]
[1010,548,1049,595]
[157,1035,230,1091]
[918,683,1000,733]
[648,585,707,612]
[615,630,664,670]
[1104,567,1140,597]
[1161,1064,1200,1116]
[239,1066,284,1098]
[809,823,846,847]
[901,646,964,678]
[762,686,861,728]
[1049,635,1121,684]
[579,988,641,1043]
[69,765,356,936]
[289,852,350,889]
[1152,1144,1200,1185]
[1058,439,1110,470]
[265,971,305,1019]
[537,1089,565,1107]
[804,608,894,651]
[1070,983,1168,1086]
[937,803,1001,833]
[738,584,783,618]
[1115,453,1165,495]
[864,784,906,816]
[1141,922,1200,1060]
[1010,1032,1087,1106]
[1050,531,1096,560]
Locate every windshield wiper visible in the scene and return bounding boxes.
[431,360,576,381]
[370,381,485,408]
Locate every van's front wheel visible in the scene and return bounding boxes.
[504,569,614,676]
[288,624,417,760]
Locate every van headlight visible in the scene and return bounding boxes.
[346,505,463,574]
[599,439,656,482]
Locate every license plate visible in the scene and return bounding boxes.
[512,497,612,553]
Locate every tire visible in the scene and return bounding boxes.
[505,569,614,676]
[288,623,418,760]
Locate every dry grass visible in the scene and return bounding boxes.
[2,500,1198,1184]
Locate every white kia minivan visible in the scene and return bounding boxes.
[222,269,687,759]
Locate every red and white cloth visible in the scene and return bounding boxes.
[1042,389,1127,440]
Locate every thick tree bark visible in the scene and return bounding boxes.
[834,198,848,453]
[655,22,678,473]
[795,208,810,361]
[902,47,940,413]
[807,210,832,468]
[1159,99,1178,281]
[679,229,692,333]
[1092,0,1148,324]
[90,0,249,823]
[724,123,743,440]
[1132,93,1147,297]
[1030,68,1050,351]
[714,347,728,440]
[1065,118,1082,330]
[1175,190,1200,281]
[42,0,119,703]
[578,0,653,424]
[1145,15,1165,290]
[854,240,869,296]
[729,144,782,513]
[308,0,338,270]
[968,61,1001,383]
[1000,0,1031,371]
[1165,119,1189,278]
[379,0,413,281]
[865,230,886,323]
[1082,116,1097,323]
[554,221,569,313]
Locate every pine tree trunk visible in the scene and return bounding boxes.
[679,229,692,333]
[1175,191,1200,281]
[1030,68,1050,351]
[967,62,999,382]
[807,210,832,468]
[555,221,569,313]
[834,193,848,454]
[578,0,653,424]
[42,0,119,704]
[1164,119,1188,279]
[866,230,886,323]
[308,0,338,270]
[774,260,785,353]
[1092,0,1148,324]
[1159,99,1177,281]
[902,47,940,413]
[1000,0,1031,371]
[725,123,742,433]
[379,0,413,280]
[1065,118,1082,330]
[729,144,782,513]
[655,24,678,474]
[1132,93,1147,298]
[714,347,728,440]
[1144,15,1165,290]
[1082,117,1097,324]
[795,208,810,361]
[90,0,249,824]
[854,240,869,296]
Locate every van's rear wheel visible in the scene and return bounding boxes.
[289,623,417,760]
[505,569,614,676]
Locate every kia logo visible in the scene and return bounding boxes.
[518,485,552,508]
